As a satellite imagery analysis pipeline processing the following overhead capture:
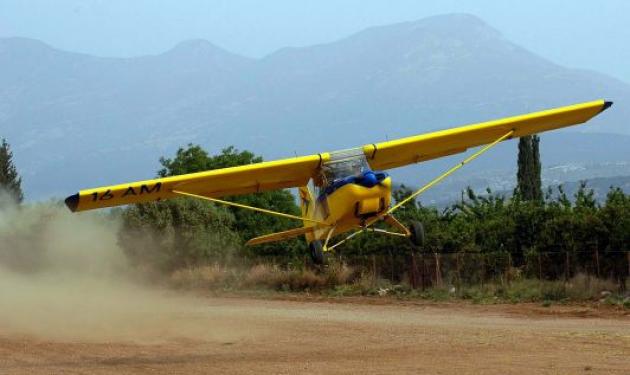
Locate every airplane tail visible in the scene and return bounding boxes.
[298,185,317,243]
[298,186,314,217]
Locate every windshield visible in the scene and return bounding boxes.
[321,147,370,186]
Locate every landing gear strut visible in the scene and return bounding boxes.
[309,240,325,265]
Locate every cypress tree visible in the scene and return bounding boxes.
[0,138,24,203]
[531,134,542,201]
[516,135,542,202]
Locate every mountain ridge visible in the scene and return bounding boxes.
[0,14,628,200]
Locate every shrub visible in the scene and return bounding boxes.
[170,264,232,289]
[242,264,326,291]
[325,262,356,285]
[118,198,241,272]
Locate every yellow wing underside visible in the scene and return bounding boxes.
[362,99,611,170]
[67,154,324,211]
[66,99,611,212]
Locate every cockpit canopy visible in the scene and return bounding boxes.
[317,147,388,197]
[321,147,370,185]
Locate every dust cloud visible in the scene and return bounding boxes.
[0,195,266,343]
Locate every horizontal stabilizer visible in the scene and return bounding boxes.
[246,226,317,246]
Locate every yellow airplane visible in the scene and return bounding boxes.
[65,99,612,264]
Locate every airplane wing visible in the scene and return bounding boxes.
[66,99,611,212]
[65,154,323,212]
[362,99,612,171]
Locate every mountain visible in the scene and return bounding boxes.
[0,13,629,200]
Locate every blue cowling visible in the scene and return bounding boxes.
[320,170,388,199]
[358,171,379,187]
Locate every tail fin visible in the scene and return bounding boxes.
[298,185,317,243]
[298,186,314,219]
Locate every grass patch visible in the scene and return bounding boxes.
[167,265,628,307]
[170,261,358,292]
[450,274,623,304]
[170,264,232,289]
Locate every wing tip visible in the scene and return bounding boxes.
[601,101,613,112]
[64,193,79,212]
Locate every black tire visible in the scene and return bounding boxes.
[309,240,325,265]
[409,221,425,248]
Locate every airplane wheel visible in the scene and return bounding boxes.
[309,240,325,265]
[409,221,425,248]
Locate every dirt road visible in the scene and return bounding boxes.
[1,296,629,374]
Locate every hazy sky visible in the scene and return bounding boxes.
[1,0,629,82]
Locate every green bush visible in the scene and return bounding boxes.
[118,197,240,272]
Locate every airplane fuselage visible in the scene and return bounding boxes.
[305,172,392,243]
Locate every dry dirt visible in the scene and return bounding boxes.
[1,296,629,375]
[1,201,628,374]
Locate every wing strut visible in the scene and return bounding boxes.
[328,227,408,251]
[172,190,330,226]
[323,129,516,251]
[387,129,515,214]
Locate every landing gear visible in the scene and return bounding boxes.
[409,221,425,248]
[309,240,325,265]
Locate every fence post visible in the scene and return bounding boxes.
[389,250,395,281]
[409,252,418,289]
[564,251,570,282]
[434,252,442,288]
[371,254,377,287]
[507,253,512,286]
[595,246,601,279]
[538,252,542,281]
[420,252,426,291]
[481,255,486,287]
[456,253,462,290]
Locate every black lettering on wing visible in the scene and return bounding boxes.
[100,189,114,200]
[140,182,162,195]
[122,186,137,197]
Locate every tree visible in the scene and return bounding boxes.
[119,197,240,271]
[0,138,24,203]
[158,145,303,257]
[598,187,630,288]
[157,144,213,177]
[515,135,542,202]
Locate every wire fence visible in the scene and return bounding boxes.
[362,251,628,290]
[252,250,630,290]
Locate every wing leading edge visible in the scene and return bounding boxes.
[362,99,612,171]
[66,154,324,212]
